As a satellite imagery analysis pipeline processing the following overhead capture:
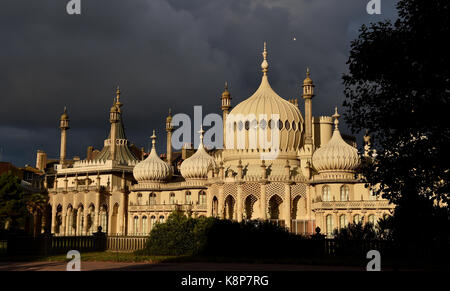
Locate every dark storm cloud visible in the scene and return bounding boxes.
[0,0,398,166]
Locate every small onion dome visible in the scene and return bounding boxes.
[133,130,172,183]
[303,68,314,86]
[180,128,216,180]
[312,108,360,173]
[61,106,69,120]
[222,82,230,98]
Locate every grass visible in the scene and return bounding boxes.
[0,250,178,263]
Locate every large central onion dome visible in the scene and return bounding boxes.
[312,108,360,175]
[133,131,172,183]
[226,42,303,152]
[180,128,216,180]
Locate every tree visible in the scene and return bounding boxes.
[0,171,49,234]
[343,0,450,244]
[0,172,27,231]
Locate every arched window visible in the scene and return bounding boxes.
[101,210,107,232]
[137,193,142,205]
[185,191,191,204]
[368,214,376,225]
[199,190,206,205]
[169,193,175,204]
[149,193,156,205]
[67,208,73,235]
[159,216,164,223]
[150,216,156,230]
[284,120,290,130]
[292,121,297,130]
[353,214,361,224]
[133,216,139,234]
[142,216,148,235]
[326,214,334,236]
[322,185,331,201]
[339,214,347,229]
[340,185,349,201]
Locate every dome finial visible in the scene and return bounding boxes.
[332,107,340,130]
[261,42,269,75]
[115,86,123,109]
[225,81,228,90]
[151,130,156,149]
[306,67,310,78]
[198,126,205,145]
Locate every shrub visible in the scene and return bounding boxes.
[137,212,307,258]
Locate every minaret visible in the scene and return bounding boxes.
[221,82,232,148]
[166,108,173,163]
[302,68,315,145]
[109,87,121,161]
[59,107,70,166]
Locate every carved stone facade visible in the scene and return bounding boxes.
[46,44,393,238]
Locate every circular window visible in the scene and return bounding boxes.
[278,120,283,130]
[285,120,290,130]
[251,119,258,130]
[260,119,267,129]
[245,121,250,130]
[268,119,275,129]
[238,121,244,131]
[292,121,297,130]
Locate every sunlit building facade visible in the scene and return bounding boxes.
[45,44,393,237]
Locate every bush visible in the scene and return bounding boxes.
[137,211,308,258]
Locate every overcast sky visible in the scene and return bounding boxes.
[0,0,398,166]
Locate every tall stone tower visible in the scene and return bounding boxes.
[221,82,232,148]
[302,68,315,145]
[59,107,70,166]
[109,87,121,161]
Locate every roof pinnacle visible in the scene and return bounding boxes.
[151,130,156,149]
[332,107,340,130]
[261,42,269,75]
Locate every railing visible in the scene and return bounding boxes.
[268,219,285,227]
[291,220,316,235]
[312,200,392,210]
[128,203,207,212]
[4,233,107,256]
[107,236,148,252]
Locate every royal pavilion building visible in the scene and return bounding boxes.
[42,43,393,237]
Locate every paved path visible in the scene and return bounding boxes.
[0,261,365,271]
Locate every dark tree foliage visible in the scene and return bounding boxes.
[343,0,450,244]
[0,172,48,232]
[137,211,312,258]
[0,172,27,230]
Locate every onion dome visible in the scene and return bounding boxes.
[61,106,69,120]
[180,127,216,180]
[303,68,314,86]
[312,108,360,174]
[227,42,303,152]
[133,130,172,183]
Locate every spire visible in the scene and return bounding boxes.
[151,130,156,150]
[115,86,123,110]
[198,126,205,148]
[332,107,340,130]
[261,42,269,75]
